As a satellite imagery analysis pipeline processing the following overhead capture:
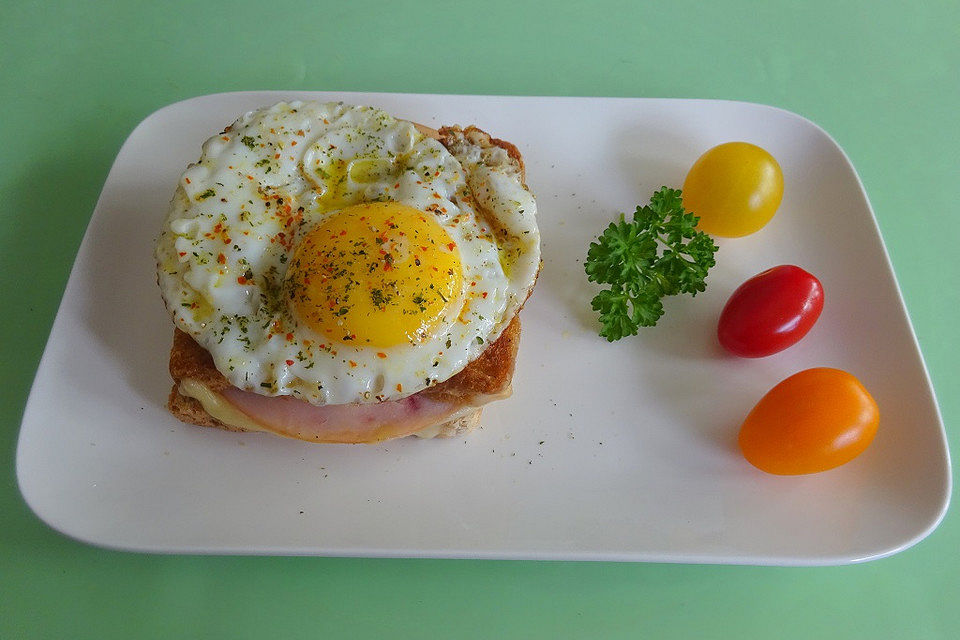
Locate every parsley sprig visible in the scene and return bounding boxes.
[584,187,718,341]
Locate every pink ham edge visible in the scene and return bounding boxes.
[220,386,462,443]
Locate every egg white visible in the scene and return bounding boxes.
[156,101,539,405]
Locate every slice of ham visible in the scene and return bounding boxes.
[220,386,467,443]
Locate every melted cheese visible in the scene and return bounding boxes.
[178,379,271,433]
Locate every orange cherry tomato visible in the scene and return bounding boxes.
[738,368,879,475]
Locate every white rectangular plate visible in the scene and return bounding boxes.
[16,91,951,564]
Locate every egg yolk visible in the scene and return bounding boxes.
[286,202,463,347]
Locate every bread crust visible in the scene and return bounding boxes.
[164,119,530,441]
[438,125,527,185]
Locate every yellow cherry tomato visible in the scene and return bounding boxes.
[738,368,879,475]
[682,142,784,238]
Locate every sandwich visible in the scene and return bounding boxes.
[155,100,540,443]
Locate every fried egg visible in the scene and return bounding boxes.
[156,101,539,405]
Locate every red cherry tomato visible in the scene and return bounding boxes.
[718,265,824,357]
[739,367,879,475]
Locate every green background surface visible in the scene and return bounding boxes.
[2,0,957,637]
